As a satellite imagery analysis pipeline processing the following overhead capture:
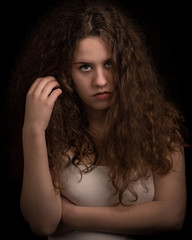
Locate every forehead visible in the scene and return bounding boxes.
[73,36,112,61]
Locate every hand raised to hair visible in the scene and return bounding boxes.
[23,76,62,132]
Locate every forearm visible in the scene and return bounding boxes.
[73,200,185,235]
[54,146,186,237]
[66,146,186,235]
[21,127,62,236]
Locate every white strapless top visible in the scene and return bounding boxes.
[48,164,155,240]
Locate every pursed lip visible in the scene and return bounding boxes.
[92,91,112,99]
[92,91,112,97]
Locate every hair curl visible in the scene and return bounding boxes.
[7,0,187,204]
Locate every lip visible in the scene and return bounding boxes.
[92,91,112,100]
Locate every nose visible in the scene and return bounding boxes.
[93,68,107,87]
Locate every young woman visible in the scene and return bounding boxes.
[8,0,187,239]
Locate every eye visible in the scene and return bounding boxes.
[79,65,92,72]
[105,60,112,68]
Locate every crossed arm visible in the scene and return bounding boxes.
[20,76,187,237]
[52,146,186,237]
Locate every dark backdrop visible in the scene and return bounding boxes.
[1,1,191,239]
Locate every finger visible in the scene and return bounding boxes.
[31,76,56,95]
[48,88,62,105]
[41,80,60,98]
[27,77,43,94]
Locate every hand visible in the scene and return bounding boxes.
[23,76,62,132]
[51,197,77,237]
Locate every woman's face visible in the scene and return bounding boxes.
[71,36,114,114]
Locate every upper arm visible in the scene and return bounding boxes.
[154,145,186,224]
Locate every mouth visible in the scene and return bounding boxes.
[92,91,112,99]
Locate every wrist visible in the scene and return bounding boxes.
[61,202,83,231]
[73,206,83,230]
[71,206,91,231]
[22,124,46,137]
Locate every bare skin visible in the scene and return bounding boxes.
[21,76,63,235]
[21,37,186,237]
[52,146,186,236]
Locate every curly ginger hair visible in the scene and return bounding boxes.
[7,0,186,204]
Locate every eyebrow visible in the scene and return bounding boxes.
[73,58,112,65]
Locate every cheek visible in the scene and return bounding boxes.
[74,85,88,103]
[72,77,87,97]
[74,83,83,95]
[72,72,89,91]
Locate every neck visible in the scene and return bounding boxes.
[86,108,108,137]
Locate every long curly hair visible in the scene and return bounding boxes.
[7,0,187,204]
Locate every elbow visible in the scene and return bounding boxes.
[166,209,186,232]
[20,206,60,237]
[20,197,62,237]
[29,222,58,237]
[170,214,185,231]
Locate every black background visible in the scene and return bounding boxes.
[1,0,191,239]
